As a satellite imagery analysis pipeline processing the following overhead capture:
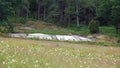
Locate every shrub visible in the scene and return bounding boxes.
[117,37,120,43]
[0,21,14,33]
[16,17,27,24]
[88,19,99,34]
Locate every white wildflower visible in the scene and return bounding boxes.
[45,63,49,66]
[35,60,39,63]
[1,41,4,43]
[8,66,10,68]
[80,65,83,68]
[34,64,38,68]
[2,61,5,64]
[84,61,86,64]
[12,59,16,62]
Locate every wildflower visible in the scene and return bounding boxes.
[84,61,86,64]
[2,61,5,64]
[23,62,26,64]
[80,65,83,68]
[1,41,4,43]
[12,59,16,62]
[35,60,39,63]
[45,63,49,66]
[34,64,38,68]
[8,66,10,68]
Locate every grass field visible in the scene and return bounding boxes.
[0,37,120,68]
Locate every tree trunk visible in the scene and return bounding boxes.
[17,8,20,18]
[36,0,40,20]
[76,11,80,27]
[43,6,46,20]
[26,3,29,19]
[60,11,65,26]
[15,8,20,23]
[75,0,80,27]
[68,15,71,27]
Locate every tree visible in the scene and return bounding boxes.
[111,0,120,33]
[0,0,14,33]
[65,0,75,27]
[88,18,99,34]
[36,0,41,20]
[75,0,80,27]
[96,0,120,33]
[96,0,112,26]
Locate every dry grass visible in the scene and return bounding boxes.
[92,34,118,44]
[27,21,58,30]
[0,37,120,68]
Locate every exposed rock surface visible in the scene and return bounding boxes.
[8,33,93,41]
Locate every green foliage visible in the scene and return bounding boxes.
[17,17,27,24]
[88,19,99,34]
[96,0,112,26]
[111,0,120,33]
[0,0,119,36]
[96,0,112,19]
[0,21,14,33]
[0,0,13,20]
[0,0,14,33]
[96,0,120,33]
[118,37,120,43]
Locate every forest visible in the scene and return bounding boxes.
[0,0,120,33]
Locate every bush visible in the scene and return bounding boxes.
[88,19,99,34]
[0,21,14,33]
[17,17,27,24]
[117,38,120,43]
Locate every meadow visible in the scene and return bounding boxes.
[0,37,120,68]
